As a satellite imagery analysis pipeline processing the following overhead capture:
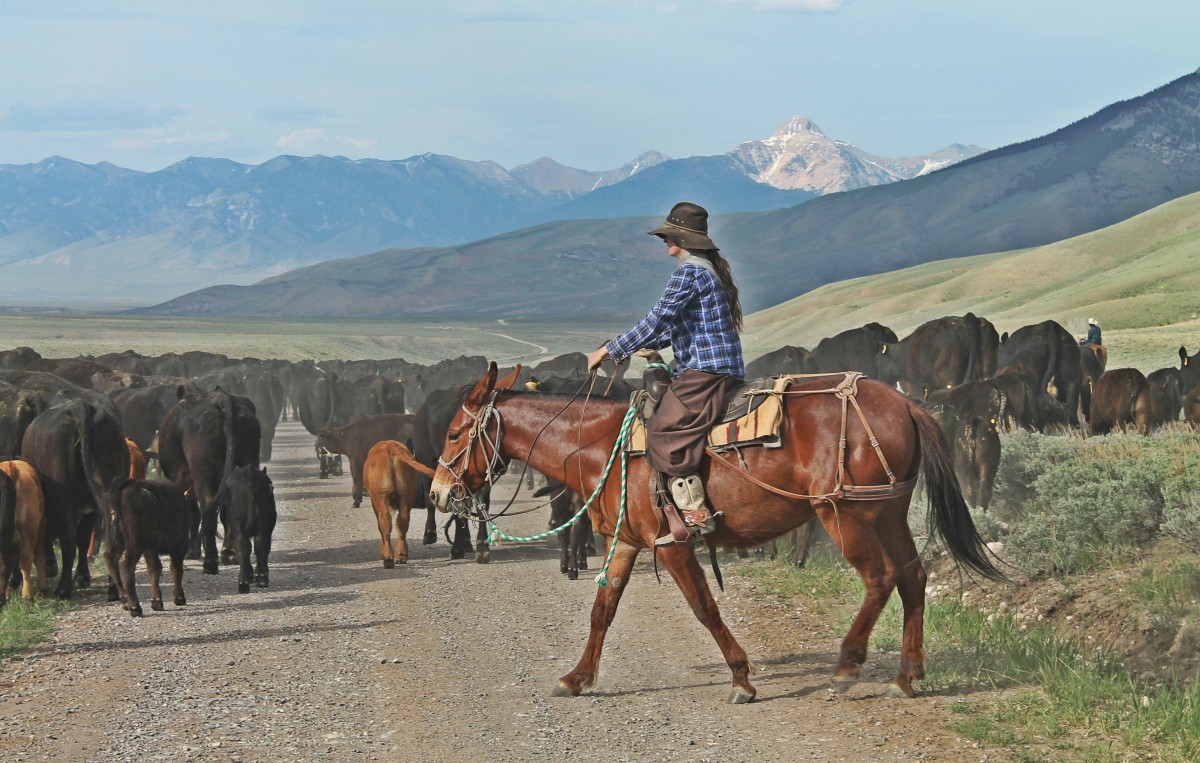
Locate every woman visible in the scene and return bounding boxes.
[587,201,744,546]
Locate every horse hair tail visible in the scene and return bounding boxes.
[908,400,1005,581]
[391,442,436,479]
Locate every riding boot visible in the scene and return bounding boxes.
[652,473,692,547]
[670,474,720,535]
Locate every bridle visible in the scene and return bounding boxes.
[436,390,507,519]
[434,365,621,523]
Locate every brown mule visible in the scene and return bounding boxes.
[430,362,1002,702]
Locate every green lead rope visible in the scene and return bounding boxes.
[485,400,638,587]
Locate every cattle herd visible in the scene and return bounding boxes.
[0,315,1197,611]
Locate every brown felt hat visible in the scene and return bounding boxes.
[647,201,719,251]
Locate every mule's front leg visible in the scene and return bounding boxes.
[657,544,756,704]
[554,540,640,697]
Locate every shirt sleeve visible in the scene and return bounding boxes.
[606,269,696,362]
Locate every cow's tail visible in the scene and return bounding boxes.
[77,404,110,526]
[222,392,236,480]
[1041,338,1058,397]
[105,477,132,552]
[0,468,17,585]
[962,331,978,385]
[909,400,1005,581]
[392,443,436,479]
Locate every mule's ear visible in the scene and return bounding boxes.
[466,362,500,405]
[495,364,522,391]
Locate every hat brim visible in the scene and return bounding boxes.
[647,223,718,251]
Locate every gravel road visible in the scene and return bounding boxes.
[0,420,1011,762]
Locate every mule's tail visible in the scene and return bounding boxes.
[909,401,1005,581]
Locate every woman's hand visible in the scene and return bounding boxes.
[587,346,610,371]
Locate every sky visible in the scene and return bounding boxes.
[0,1,1197,173]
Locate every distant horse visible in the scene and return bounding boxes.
[431,363,1002,702]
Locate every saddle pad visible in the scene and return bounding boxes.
[626,375,792,454]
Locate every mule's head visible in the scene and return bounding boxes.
[429,362,521,513]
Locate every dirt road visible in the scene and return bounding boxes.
[0,421,1010,762]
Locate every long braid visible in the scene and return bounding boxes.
[700,250,743,330]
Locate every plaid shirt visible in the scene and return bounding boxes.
[607,263,745,378]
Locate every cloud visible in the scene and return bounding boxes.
[256,106,327,124]
[0,101,183,132]
[716,0,844,11]
[276,129,378,157]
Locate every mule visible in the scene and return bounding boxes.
[430,362,1002,703]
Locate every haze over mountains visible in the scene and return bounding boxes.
[139,69,1200,321]
[0,118,975,305]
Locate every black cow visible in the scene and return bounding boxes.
[1184,387,1200,429]
[745,345,818,378]
[0,370,120,422]
[213,465,277,593]
[997,320,1082,426]
[157,388,261,573]
[0,347,41,371]
[21,399,130,598]
[103,478,199,616]
[298,370,353,477]
[0,381,49,457]
[878,313,999,396]
[111,381,200,452]
[811,322,898,378]
[1146,368,1183,427]
[928,404,1001,511]
[348,376,406,418]
[1180,347,1200,396]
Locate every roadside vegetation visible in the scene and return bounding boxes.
[732,426,1200,762]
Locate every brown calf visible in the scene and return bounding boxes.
[363,440,434,568]
[1090,368,1152,435]
[0,460,50,604]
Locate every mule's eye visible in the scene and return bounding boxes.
[448,433,461,442]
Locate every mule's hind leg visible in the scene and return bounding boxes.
[555,540,640,697]
[877,510,927,698]
[816,505,896,692]
[656,543,756,703]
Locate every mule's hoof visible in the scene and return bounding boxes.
[383,558,395,569]
[238,582,251,594]
[151,599,164,612]
[422,533,437,545]
[831,674,858,693]
[728,686,756,704]
[551,681,579,697]
[129,607,143,618]
[567,570,578,581]
[174,596,187,606]
[476,551,490,564]
[885,682,915,699]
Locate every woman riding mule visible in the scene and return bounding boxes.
[586,201,744,546]
[429,362,1003,703]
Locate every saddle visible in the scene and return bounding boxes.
[626,375,792,454]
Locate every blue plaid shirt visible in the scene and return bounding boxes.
[607,263,744,378]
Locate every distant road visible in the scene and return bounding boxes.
[489,332,551,362]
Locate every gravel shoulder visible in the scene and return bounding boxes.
[0,421,1012,763]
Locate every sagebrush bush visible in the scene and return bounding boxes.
[990,429,1200,576]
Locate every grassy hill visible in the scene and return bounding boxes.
[742,192,1200,373]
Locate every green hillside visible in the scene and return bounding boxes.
[743,192,1200,373]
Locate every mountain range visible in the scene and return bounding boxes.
[0,119,977,305]
[138,69,1200,321]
